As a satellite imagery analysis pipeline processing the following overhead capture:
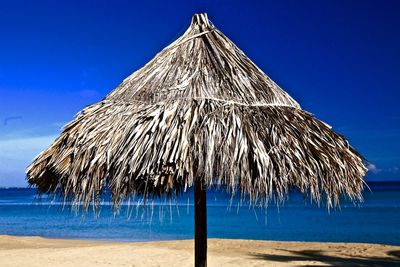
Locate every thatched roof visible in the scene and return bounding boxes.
[27,13,367,209]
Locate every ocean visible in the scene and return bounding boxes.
[0,182,399,245]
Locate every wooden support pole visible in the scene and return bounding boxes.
[194,178,207,267]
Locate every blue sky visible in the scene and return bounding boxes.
[0,0,399,187]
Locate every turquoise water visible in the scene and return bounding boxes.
[0,183,399,245]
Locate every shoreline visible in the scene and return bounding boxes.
[1,234,398,247]
[1,235,399,266]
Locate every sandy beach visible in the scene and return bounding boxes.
[0,235,399,267]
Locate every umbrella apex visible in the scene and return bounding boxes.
[191,13,211,28]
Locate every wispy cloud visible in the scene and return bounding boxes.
[3,116,23,126]
[0,135,57,187]
[367,163,381,174]
[367,163,400,180]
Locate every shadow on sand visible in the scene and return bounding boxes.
[249,249,400,267]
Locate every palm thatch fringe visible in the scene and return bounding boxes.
[27,99,366,210]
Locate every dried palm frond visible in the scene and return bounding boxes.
[27,13,367,210]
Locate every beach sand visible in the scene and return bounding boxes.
[0,235,399,266]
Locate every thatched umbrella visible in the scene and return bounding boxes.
[27,13,367,267]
